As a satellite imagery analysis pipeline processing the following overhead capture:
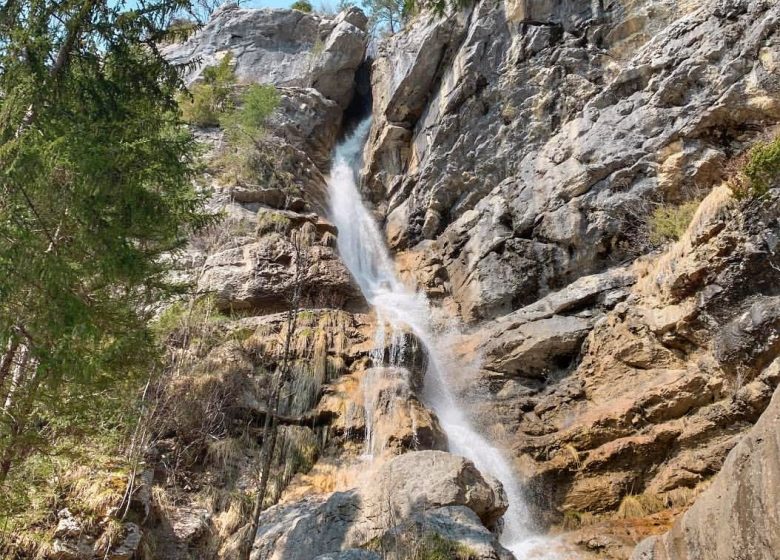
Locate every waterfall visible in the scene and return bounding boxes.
[328,119,555,558]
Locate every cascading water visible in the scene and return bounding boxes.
[328,119,558,558]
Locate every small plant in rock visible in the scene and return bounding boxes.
[216,84,295,191]
[616,493,666,519]
[728,134,780,200]
[649,200,700,245]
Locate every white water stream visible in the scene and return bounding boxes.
[328,119,558,558]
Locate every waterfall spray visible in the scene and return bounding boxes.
[328,119,559,558]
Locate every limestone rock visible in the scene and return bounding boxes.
[364,0,780,326]
[633,370,780,560]
[162,6,368,108]
[109,523,142,560]
[499,187,780,523]
[368,451,508,532]
[380,506,514,560]
[198,209,364,312]
[714,296,780,377]
[54,509,82,539]
[270,87,342,171]
[314,551,380,560]
[251,451,508,560]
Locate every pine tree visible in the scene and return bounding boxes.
[0,0,213,489]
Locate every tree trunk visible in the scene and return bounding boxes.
[3,343,29,412]
[0,336,20,397]
[0,353,38,488]
[239,238,307,560]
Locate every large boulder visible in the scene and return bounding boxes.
[162,6,368,108]
[361,367,448,456]
[198,209,364,313]
[251,451,509,560]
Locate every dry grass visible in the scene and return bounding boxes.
[94,518,126,556]
[635,183,735,297]
[151,484,176,517]
[562,444,582,470]
[561,510,598,530]
[69,467,127,523]
[617,493,666,519]
[649,200,701,245]
[207,437,245,471]
[210,491,251,538]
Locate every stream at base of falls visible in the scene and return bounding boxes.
[327,118,565,559]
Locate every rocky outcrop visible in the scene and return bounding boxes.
[365,0,780,324]
[162,6,368,109]
[251,451,510,560]
[632,360,780,560]
[359,366,448,456]
[198,208,364,313]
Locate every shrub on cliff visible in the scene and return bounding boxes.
[180,53,237,126]
[649,200,700,245]
[291,0,314,12]
[217,84,292,190]
[729,134,780,199]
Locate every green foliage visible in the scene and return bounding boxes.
[256,211,293,237]
[0,0,214,509]
[729,134,780,199]
[367,532,477,560]
[164,17,200,43]
[0,384,143,558]
[413,533,475,560]
[361,0,474,34]
[216,84,291,190]
[649,200,700,245]
[222,83,280,138]
[291,0,314,12]
[363,0,404,33]
[402,0,473,18]
[180,53,237,126]
[153,295,229,339]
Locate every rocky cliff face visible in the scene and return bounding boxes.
[105,2,780,560]
[366,0,779,323]
[632,361,780,559]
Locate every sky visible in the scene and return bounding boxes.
[245,0,296,8]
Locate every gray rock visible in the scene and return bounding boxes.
[314,551,380,560]
[162,6,367,108]
[381,506,515,560]
[368,450,508,532]
[482,315,594,378]
[54,509,82,539]
[714,296,780,377]
[198,210,364,312]
[270,87,342,171]
[632,365,780,560]
[364,0,780,325]
[111,523,142,560]
[251,451,508,560]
